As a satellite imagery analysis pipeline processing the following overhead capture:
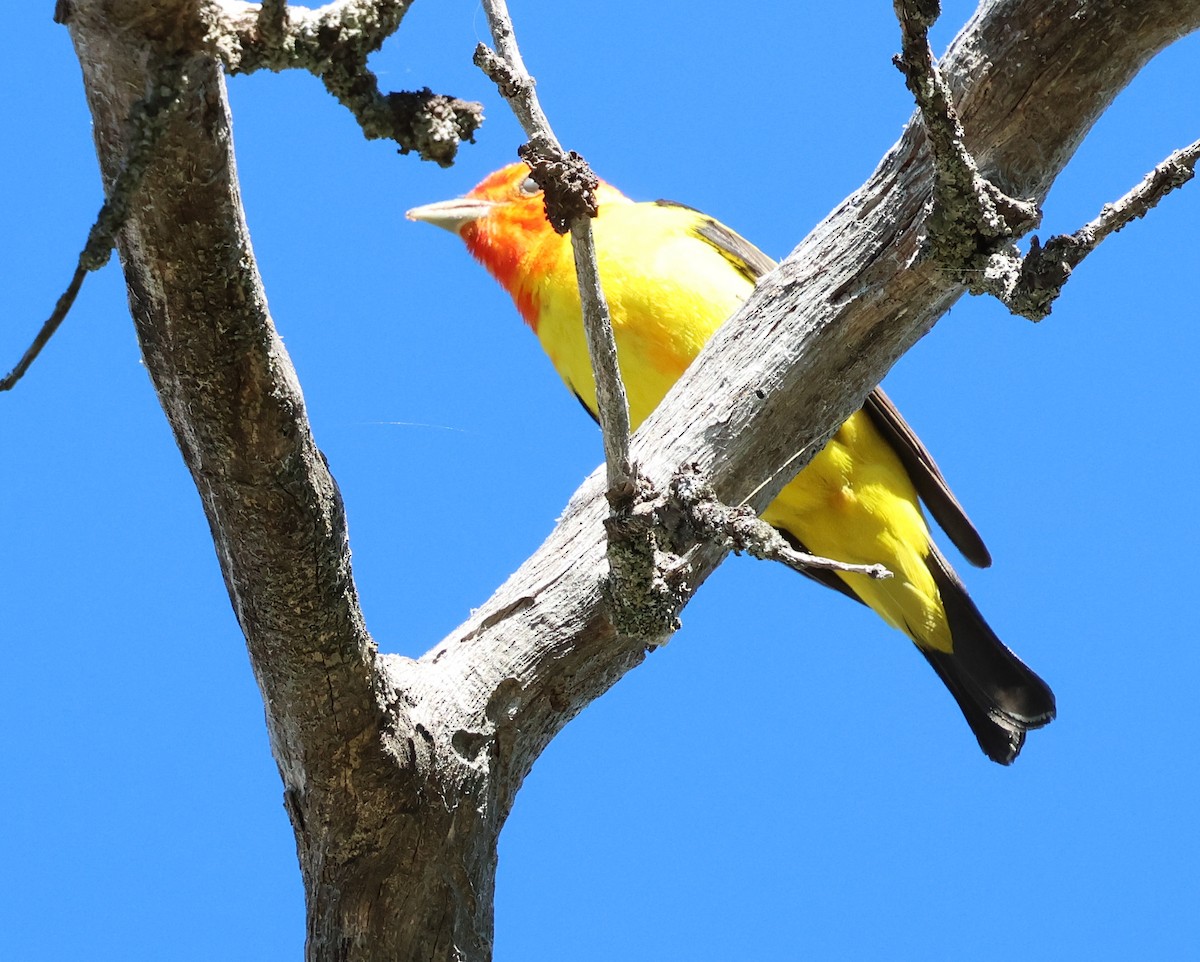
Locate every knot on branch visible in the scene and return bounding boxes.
[386,89,483,168]
[473,42,524,101]
[924,178,1041,295]
[210,4,483,166]
[893,0,941,30]
[1004,234,1083,320]
[517,145,599,234]
[600,465,894,642]
[603,476,686,643]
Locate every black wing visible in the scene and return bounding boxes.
[862,389,992,568]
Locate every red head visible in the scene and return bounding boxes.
[407,163,630,328]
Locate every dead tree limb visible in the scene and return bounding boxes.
[56,0,1200,959]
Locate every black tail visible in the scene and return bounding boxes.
[921,548,1056,764]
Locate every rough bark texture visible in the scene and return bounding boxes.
[59,0,1200,959]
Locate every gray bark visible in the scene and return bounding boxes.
[57,0,1200,958]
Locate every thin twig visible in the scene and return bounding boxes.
[1009,137,1200,318]
[1,59,189,392]
[672,467,892,582]
[1078,139,1200,245]
[569,217,636,499]
[474,0,636,503]
[0,266,87,392]
[470,18,553,155]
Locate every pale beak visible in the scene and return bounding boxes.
[405,197,497,235]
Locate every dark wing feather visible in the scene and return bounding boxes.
[919,546,1055,763]
[862,389,992,568]
[655,199,776,282]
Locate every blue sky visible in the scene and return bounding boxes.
[4,2,1198,959]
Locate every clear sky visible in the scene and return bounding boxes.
[4,2,1198,959]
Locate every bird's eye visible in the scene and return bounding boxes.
[518,175,541,197]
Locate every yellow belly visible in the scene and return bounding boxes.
[529,202,951,654]
[762,414,951,653]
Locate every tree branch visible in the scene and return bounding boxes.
[1,57,187,391]
[671,465,892,582]
[892,0,1200,320]
[1008,138,1200,318]
[892,0,1040,294]
[211,0,483,165]
[65,2,438,957]
[473,1,635,503]
[431,0,1200,800]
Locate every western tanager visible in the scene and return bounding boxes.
[408,162,1055,764]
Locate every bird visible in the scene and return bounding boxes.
[407,162,1055,764]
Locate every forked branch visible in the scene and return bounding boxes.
[892,0,1200,320]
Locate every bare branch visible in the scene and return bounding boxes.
[210,1,482,165]
[671,466,893,582]
[892,0,1040,295]
[471,31,554,157]
[473,1,635,503]
[892,0,1200,322]
[1009,138,1200,318]
[9,0,483,391]
[0,266,86,392]
[54,0,1200,956]
[2,58,188,391]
